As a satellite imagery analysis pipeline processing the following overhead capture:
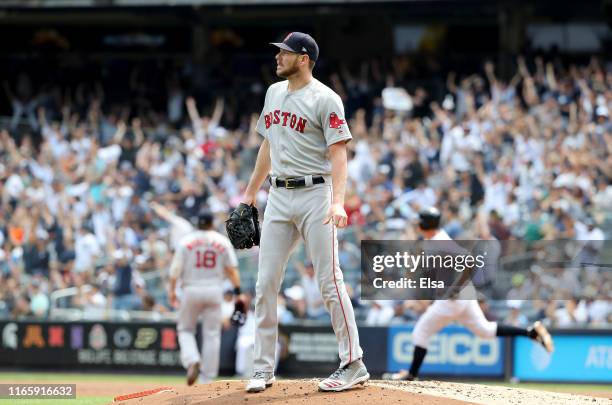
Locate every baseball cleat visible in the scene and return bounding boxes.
[382,370,416,381]
[318,359,370,392]
[245,371,275,393]
[186,362,200,386]
[532,321,554,353]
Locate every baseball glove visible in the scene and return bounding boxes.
[225,203,261,249]
[230,299,247,327]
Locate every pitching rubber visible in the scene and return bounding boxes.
[113,386,174,402]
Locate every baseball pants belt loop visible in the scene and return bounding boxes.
[304,175,313,187]
[269,176,279,188]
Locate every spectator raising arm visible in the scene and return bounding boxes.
[545,62,558,91]
[112,121,127,144]
[210,97,225,129]
[186,96,201,125]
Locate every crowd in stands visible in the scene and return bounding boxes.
[0,53,610,328]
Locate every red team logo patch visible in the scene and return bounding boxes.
[329,112,345,129]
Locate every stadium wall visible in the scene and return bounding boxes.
[1,320,610,383]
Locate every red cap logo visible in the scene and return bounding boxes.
[329,112,345,129]
[284,32,294,42]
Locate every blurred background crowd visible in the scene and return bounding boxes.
[1,54,610,329]
[0,1,610,331]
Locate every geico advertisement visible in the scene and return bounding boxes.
[387,325,504,376]
[514,335,612,382]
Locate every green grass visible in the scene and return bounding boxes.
[0,372,185,405]
[0,397,111,405]
[0,371,185,384]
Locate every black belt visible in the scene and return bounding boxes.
[270,176,325,189]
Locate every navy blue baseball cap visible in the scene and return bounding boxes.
[197,209,214,227]
[270,32,319,62]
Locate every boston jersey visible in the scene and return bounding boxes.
[256,78,352,178]
[169,230,238,287]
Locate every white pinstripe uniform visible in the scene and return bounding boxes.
[411,229,497,348]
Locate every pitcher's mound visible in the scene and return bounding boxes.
[111,379,467,405]
[111,379,609,405]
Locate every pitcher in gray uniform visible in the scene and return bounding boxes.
[242,32,369,393]
[168,210,242,386]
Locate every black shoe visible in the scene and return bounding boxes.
[187,362,200,386]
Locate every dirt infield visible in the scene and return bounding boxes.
[111,380,612,405]
[372,381,612,404]
[571,391,612,400]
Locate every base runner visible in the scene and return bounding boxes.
[384,207,554,381]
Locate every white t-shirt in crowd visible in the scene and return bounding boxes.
[74,232,101,272]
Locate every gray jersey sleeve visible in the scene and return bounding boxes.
[320,93,352,146]
[256,87,272,138]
